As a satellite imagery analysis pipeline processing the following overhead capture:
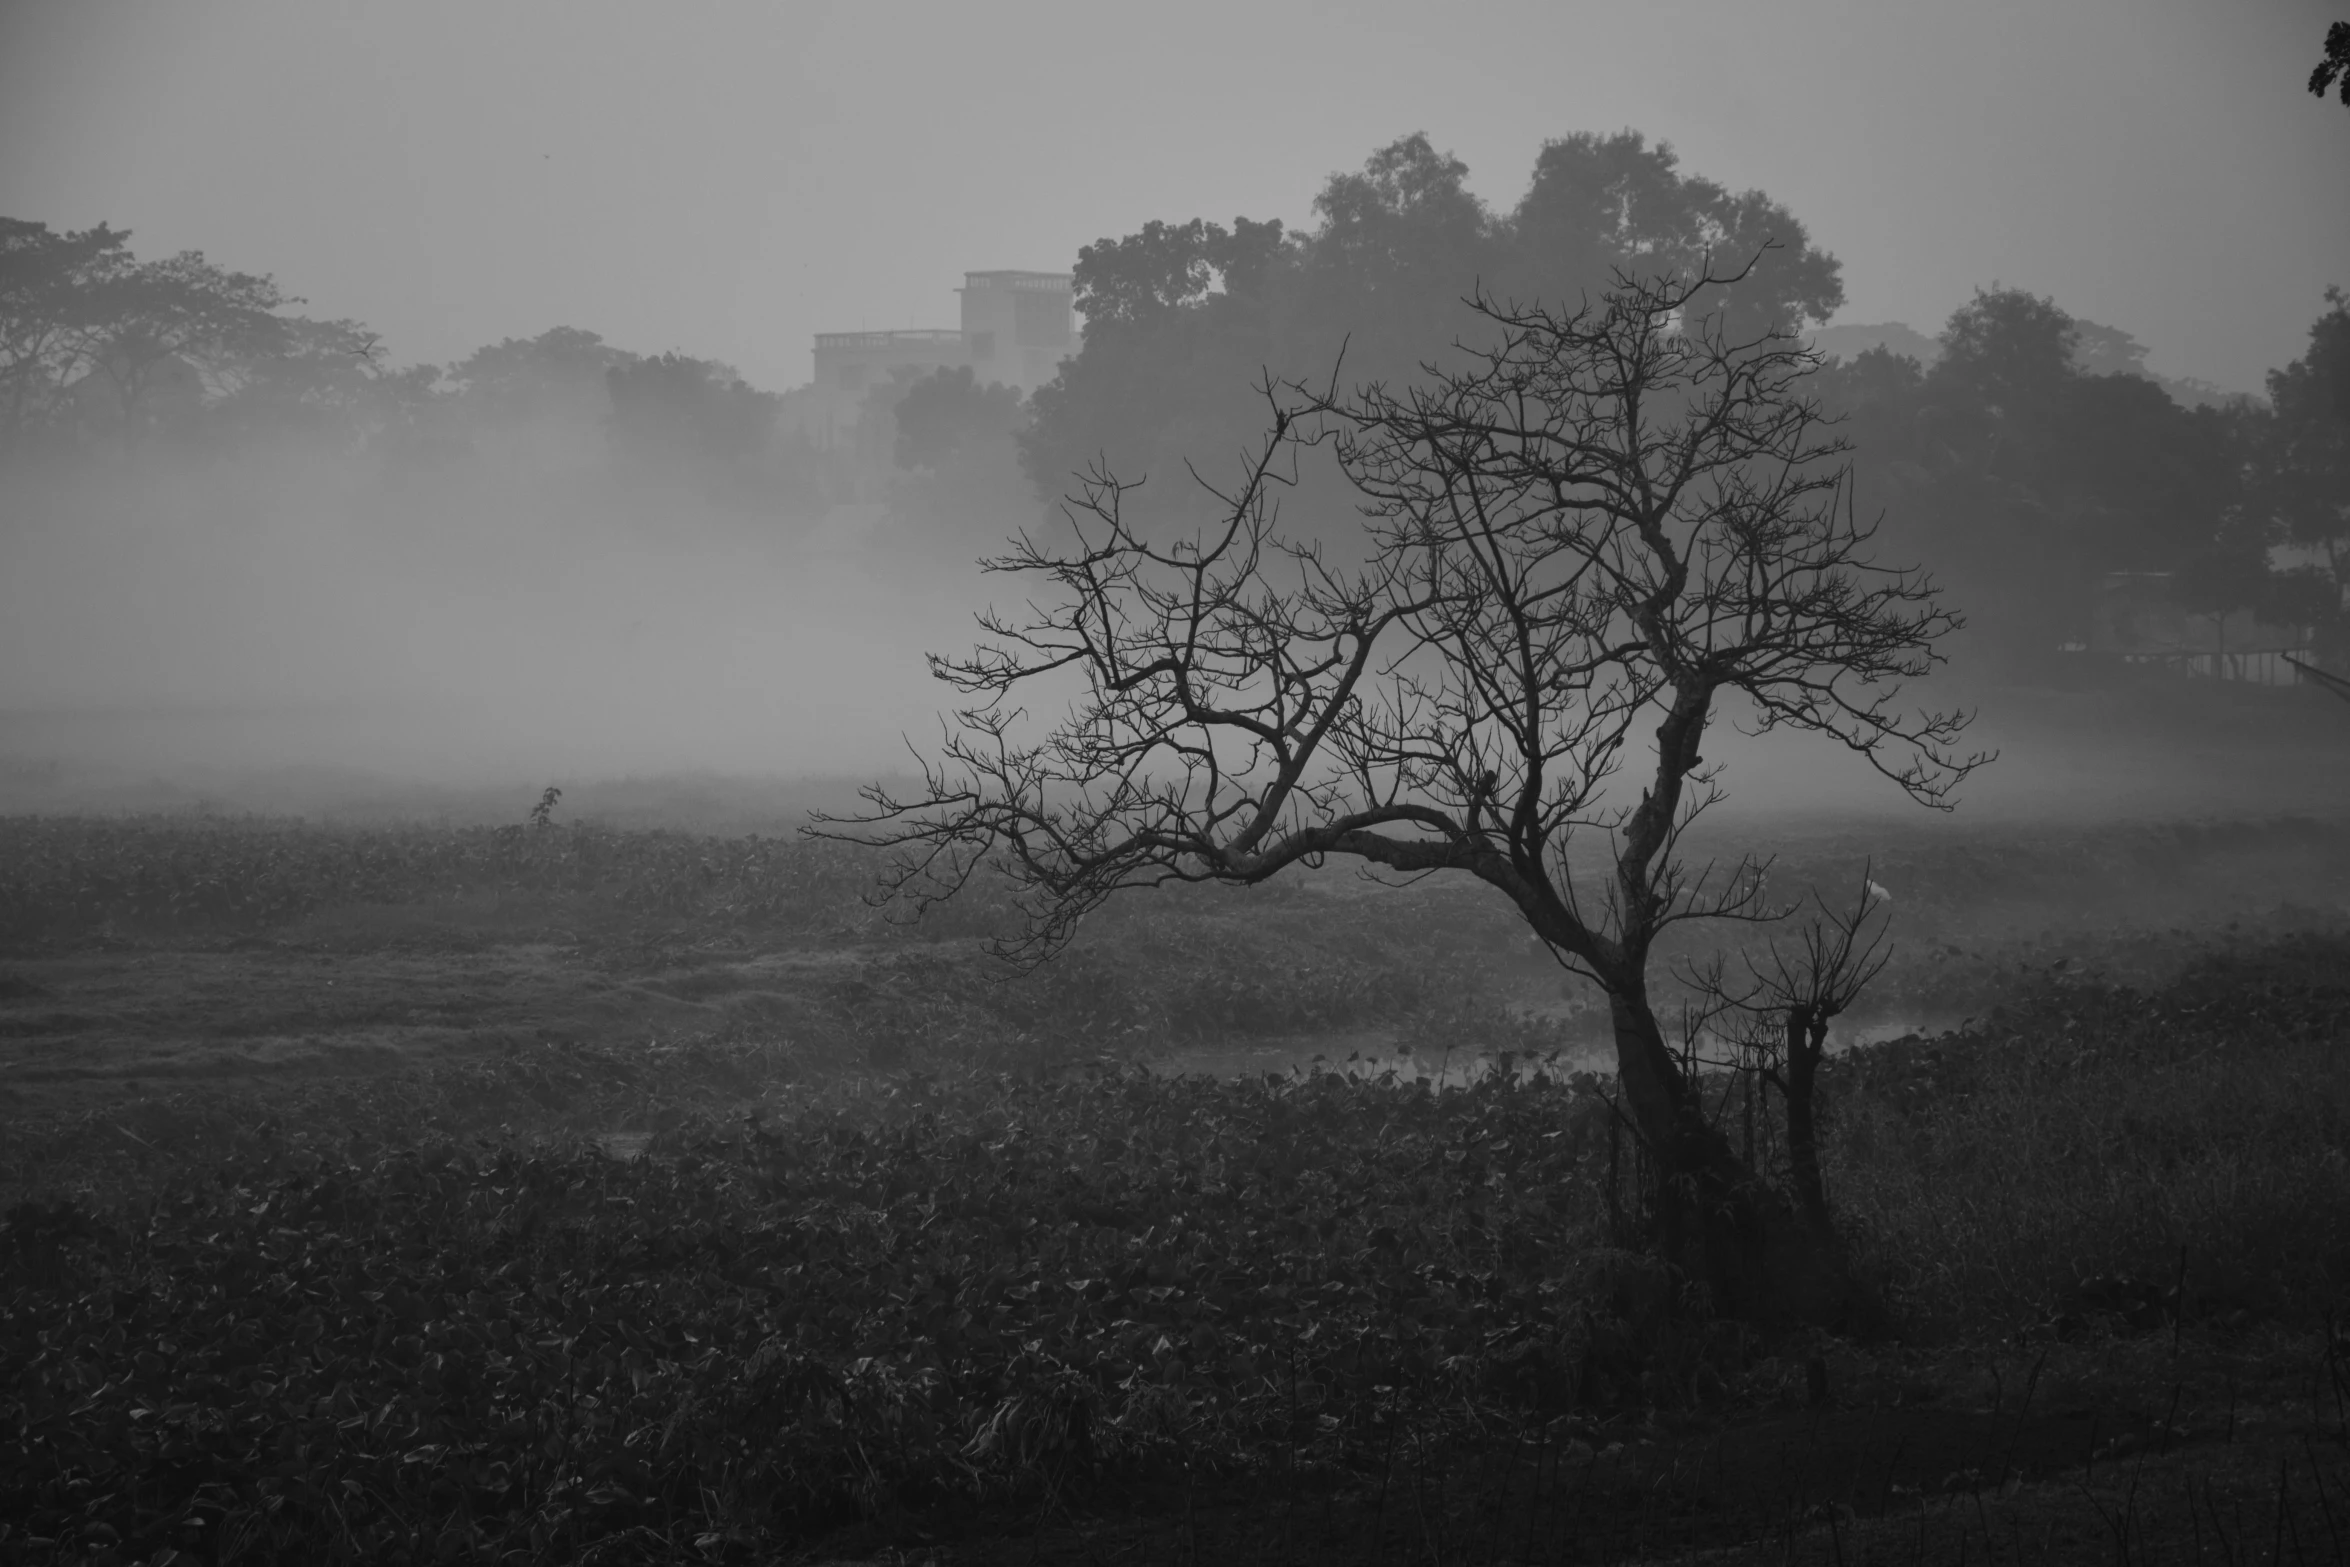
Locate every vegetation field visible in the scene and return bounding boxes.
[4,805,2349,1564]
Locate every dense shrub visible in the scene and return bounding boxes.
[1826,932,2350,1331]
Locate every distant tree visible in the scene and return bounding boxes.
[2067,318,2152,379]
[207,314,437,451]
[0,217,132,441]
[1021,216,1292,521]
[1283,132,1501,390]
[2252,288,2350,654]
[449,326,637,429]
[604,352,779,466]
[1064,216,1291,331]
[2311,21,2350,105]
[1933,286,2080,407]
[1811,343,1927,414]
[828,263,1981,1325]
[75,249,294,448]
[1822,286,2266,671]
[1499,131,1843,346]
[1021,132,1844,536]
[891,365,1023,470]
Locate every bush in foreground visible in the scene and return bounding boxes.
[5,1065,1647,1563]
[5,937,2347,1561]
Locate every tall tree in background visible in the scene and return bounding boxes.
[1816,286,2264,671]
[2253,289,2350,656]
[448,326,635,431]
[891,365,1024,471]
[0,218,132,441]
[835,264,1979,1323]
[1281,133,1502,390]
[1499,132,1841,347]
[2311,21,2350,105]
[206,314,438,452]
[77,250,292,448]
[1022,215,1292,525]
[1021,132,1844,536]
[605,352,779,466]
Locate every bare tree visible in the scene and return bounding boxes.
[820,258,1985,1321]
[1732,869,1895,1235]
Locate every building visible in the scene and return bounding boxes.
[797,270,1076,447]
[956,270,1077,392]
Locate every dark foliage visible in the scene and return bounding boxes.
[6,939,2347,1560]
[604,354,779,466]
[1812,286,2295,673]
[1022,132,1843,538]
[891,366,1024,472]
[2311,20,2350,105]
[3,1064,1646,1563]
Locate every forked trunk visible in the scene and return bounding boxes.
[1608,989,1862,1328]
[1782,1006,1832,1234]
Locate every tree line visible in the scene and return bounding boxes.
[1813,288,2349,673]
[1014,132,2348,675]
[0,212,1058,542]
[10,124,2346,669]
[0,217,816,503]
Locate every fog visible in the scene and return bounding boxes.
[0,447,986,791]
[3,1,2347,826]
[6,1,2344,393]
[3,378,2348,826]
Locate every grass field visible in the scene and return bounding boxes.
[4,802,2348,1563]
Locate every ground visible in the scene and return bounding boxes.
[2,795,2347,1564]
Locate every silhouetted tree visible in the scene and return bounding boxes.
[1729,873,1891,1235]
[76,250,293,448]
[449,326,635,430]
[2251,288,2350,657]
[0,217,132,441]
[1021,132,1845,538]
[1818,286,2267,670]
[891,365,1023,470]
[1021,215,1292,524]
[0,222,293,451]
[605,352,778,466]
[1497,131,1841,346]
[205,314,435,450]
[826,262,1981,1325]
[2311,21,2350,105]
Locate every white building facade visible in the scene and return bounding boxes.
[794,271,1076,447]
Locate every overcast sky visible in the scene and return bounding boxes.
[3,0,2344,396]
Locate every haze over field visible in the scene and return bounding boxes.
[2,0,2346,820]
[11,18,2350,1555]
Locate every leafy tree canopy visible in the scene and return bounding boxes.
[2256,288,2350,622]
[605,351,779,465]
[1021,132,1844,535]
[0,220,293,447]
[2312,20,2350,105]
[448,326,635,426]
[0,218,133,433]
[1814,285,2284,669]
[891,365,1024,471]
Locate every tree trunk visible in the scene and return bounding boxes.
[1782,1007,1832,1235]
[1608,989,1861,1328]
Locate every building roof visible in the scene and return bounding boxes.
[960,271,1071,291]
[813,329,964,351]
